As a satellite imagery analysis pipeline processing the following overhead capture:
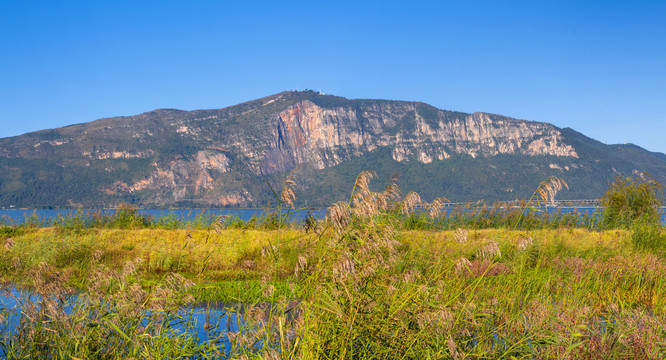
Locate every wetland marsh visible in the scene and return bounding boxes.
[0,173,663,359]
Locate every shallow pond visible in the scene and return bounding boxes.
[0,288,250,347]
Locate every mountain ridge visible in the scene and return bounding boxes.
[0,90,663,208]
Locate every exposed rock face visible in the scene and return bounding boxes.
[196,151,230,174]
[258,100,577,175]
[107,150,233,203]
[261,100,364,174]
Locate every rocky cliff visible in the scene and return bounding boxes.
[0,91,663,208]
[262,100,577,173]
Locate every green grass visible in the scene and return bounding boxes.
[1,224,665,358]
[0,175,664,358]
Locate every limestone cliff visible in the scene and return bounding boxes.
[258,100,576,175]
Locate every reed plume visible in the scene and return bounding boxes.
[294,254,309,275]
[352,170,376,199]
[376,174,401,211]
[517,235,534,250]
[454,228,468,244]
[401,192,422,215]
[213,214,230,232]
[477,240,501,260]
[326,201,351,234]
[280,173,297,208]
[349,170,380,218]
[454,257,472,275]
[514,175,570,229]
[428,196,449,218]
[535,176,569,204]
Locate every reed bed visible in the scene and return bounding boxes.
[0,173,663,358]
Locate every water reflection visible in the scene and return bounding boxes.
[0,288,245,347]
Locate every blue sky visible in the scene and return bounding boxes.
[1,1,665,153]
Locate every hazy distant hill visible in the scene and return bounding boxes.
[1,90,664,208]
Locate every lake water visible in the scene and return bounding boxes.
[0,208,327,226]
[0,207,664,226]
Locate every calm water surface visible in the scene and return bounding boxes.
[0,208,326,226]
[0,207,664,226]
[0,288,245,345]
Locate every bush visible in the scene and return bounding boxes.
[601,175,663,229]
[0,226,23,239]
[110,203,151,229]
[631,215,665,253]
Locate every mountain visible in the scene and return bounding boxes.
[1,90,664,208]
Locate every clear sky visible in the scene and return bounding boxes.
[1,1,665,153]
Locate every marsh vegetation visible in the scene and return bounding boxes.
[0,173,663,358]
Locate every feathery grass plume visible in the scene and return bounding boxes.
[351,193,378,218]
[280,173,297,208]
[262,284,275,298]
[32,263,74,318]
[121,258,140,277]
[262,349,281,360]
[428,196,449,218]
[160,272,195,294]
[477,240,501,260]
[514,176,570,229]
[91,249,103,262]
[348,170,383,218]
[261,244,280,259]
[346,170,373,215]
[454,257,473,275]
[517,235,534,251]
[415,307,454,335]
[32,263,74,299]
[326,201,351,234]
[448,335,463,359]
[294,254,308,276]
[213,214,230,233]
[150,273,196,313]
[333,254,356,279]
[402,268,423,283]
[454,228,469,244]
[241,259,256,271]
[535,176,569,204]
[351,170,376,200]
[401,191,422,215]
[376,174,401,211]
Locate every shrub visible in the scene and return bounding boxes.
[0,226,23,239]
[631,215,665,253]
[110,203,151,229]
[601,175,663,228]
